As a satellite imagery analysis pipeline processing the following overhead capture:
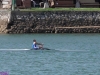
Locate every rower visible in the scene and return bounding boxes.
[32,39,43,50]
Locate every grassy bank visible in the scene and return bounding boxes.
[20,8,100,11]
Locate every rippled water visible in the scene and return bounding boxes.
[0,33,100,75]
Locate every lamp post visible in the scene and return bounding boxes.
[12,0,15,11]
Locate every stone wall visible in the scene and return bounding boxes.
[2,11,100,33]
[0,10,11,33]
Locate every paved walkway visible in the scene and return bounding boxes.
[55,26,100,29]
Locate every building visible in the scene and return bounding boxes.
[16,0,31,8]
[16,0,44,8]
[78,0,100,8]
[0,0,100,9]
[53,0,75,7]
[49,0,100,8]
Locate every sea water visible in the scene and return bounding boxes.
[0,33,100,75]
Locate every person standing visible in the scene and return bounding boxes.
[31,0,36,7]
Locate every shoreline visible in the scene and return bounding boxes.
[0,10,100,33]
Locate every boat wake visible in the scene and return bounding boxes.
[0,49,30,51]
[0,48,89,52]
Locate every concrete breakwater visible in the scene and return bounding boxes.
[0,10,11,33]
[1,11,100,33]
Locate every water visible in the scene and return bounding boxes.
[0,33,100,75]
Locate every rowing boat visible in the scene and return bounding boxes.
[30,48,51,50]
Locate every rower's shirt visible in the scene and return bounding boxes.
[33,42,36,47]
[32,42,39,49]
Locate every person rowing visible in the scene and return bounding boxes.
[32,39,43,50]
